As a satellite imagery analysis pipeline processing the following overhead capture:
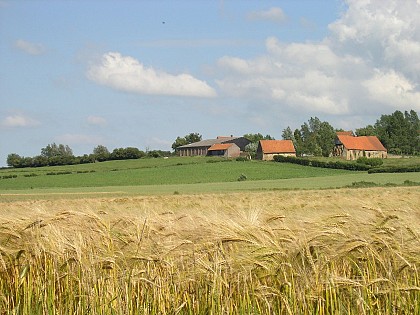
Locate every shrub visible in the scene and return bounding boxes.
[237,173,247,181]
[368,165,420,174]
[357,157,383,167]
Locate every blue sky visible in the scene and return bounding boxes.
[1,0,420,166]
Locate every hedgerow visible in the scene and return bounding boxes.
[273,155,371,171]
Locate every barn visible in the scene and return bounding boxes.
[333,134,387,160]
[177,136,250,157]
[256,140,296,161]
[207,143,241,158]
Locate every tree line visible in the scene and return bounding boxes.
[6,144,171,168]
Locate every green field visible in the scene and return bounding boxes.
[1,156,419,200]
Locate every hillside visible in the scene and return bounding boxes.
[1,156,419,201]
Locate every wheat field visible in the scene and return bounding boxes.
[1,187,419,314]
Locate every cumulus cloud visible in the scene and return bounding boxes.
[0,114,40,128]
[247,7,286,23]
[87,115,107,126]
[87,52,217,97]
[216,0,420,118]
[14,39,46,55]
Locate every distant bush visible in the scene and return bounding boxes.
[346,181,378,188]
[235,157,249,162]
[1,175,17,179]
[237,173,247,181]
[46,171,72,176]
[23,173,38,177]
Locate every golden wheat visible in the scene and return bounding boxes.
[0,187,419,314]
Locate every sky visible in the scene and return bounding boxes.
[1,0,420,166]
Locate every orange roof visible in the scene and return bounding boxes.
[208,143,234,151]
[259,140,296,154]
[337,135,386,151]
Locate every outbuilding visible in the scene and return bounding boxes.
[207,143,241,158]
[333,134,387,160]
[256,140,296,161]
[177,136,250,157]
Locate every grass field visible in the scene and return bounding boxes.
[0,157,353,190]
[1,157,419,201]
[0,188,419,314]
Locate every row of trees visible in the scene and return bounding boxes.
[355,110,419,155]
[6,144,171,168]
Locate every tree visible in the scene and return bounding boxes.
[374,110,419,155]
[110,147,145,160]
[317,121,336,157]
[294,117,335,157]
[281,127,295,141]
[7,153,23,168]
[355,125,376,136]
[172,133,202,151]
[243,133,274,143]
[92,145,110,162]
[293,129,304,156]
[41,143,73,158]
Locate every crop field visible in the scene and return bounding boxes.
[0,187,419,314]
[0,157,419,313]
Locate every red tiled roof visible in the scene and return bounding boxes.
[208,143,233,151]
[260,140,296,154]
[337,135,386,151]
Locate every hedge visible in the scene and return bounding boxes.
[368,165,420,174]
[273,155,371,171]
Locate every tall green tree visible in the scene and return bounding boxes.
[294,117,335,157]
[281,127,295,141]
[172,133,202,151]
[355,125,376,136]
[374,110,419,154]
[92,145,110,162]
[41,143,73,158]
[243,133,274,142]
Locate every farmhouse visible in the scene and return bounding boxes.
[256,140,296,161]
[332,134,387,160]
[177,136,250,157]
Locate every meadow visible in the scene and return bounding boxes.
[0,156,419,201]
[0,188,419,314]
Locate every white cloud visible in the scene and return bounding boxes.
[247,7,286,23]
[87,115,107,126]
[0,114,40,128]
[87,52,217,97]
[14,39,45,55]
[55,134,103,145]
[216,0,420,117]
[363,69,420,108]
